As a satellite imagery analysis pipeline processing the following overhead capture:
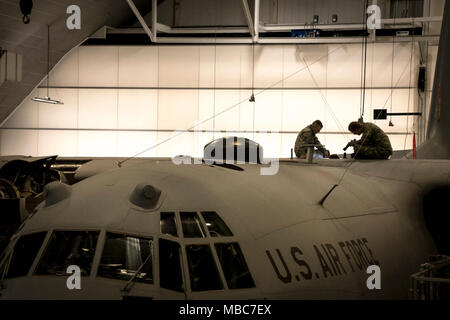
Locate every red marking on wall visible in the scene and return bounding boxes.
[438,85,442,123]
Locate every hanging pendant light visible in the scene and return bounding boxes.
[32,25,63,105]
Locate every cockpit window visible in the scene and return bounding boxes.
[180,212,207,238]
[159,239,183,292]
[98,233,153,284]
[214,243,255,289]
[160,212,178,237]
[3,232,47,279]
[201,212,233,237]
[35,231,98,276]
[186,244,223,291]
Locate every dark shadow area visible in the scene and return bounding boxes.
[423,185,450,255]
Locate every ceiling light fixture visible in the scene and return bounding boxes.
[32,24,63,105]
[32,97,62,104]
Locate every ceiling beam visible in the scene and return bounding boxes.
[254,0,260,42]
[126,0,155,42]
[240,0,255,40]
[152,0,158,43]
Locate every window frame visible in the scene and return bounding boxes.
[158,237,186,292]
[24,230,51,277]
[95,230,155,284]
[214,242,256,290]
[0,231,49,280]
[180,238,228,294]
[179,212,207,239]
[33,228,101,278]
[160,212,179,238]
[199,211,234,238]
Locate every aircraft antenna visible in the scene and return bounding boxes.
[121,245,153,295]
[318,184,339,206]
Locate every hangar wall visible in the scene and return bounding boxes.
[0,41,435,158]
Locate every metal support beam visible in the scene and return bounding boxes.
[125,0,155,42]
[103,31,439,44]
[254,0,260,42]
[240,0,255,40]
[260,17,442,32]
[152,0,157,42]
[112,25,258,34]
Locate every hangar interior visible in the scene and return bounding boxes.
[0,0,445,158]
[1,0,450,302]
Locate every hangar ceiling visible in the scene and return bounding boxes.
[0,0,152,125]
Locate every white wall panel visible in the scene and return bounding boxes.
[0,130,38,156]
[198,90,214,130]
[254,132,282,158]
[118,89,157,129]
[213,90,241,130]
[199,47,215,87]
[117,132,157,157]
[389,134,414,152]
[240,46,254,88]
[215,46,242,88]
[325,89,360,133]
[280,133,298,158]
[367,89,391,116]
[78,131,117,157]
[366,43,394,87]
[78,89,118,129]
[282,90,326,131]
[38,130,78,156]
[78,47,118,87]
[158,90,198,129]
[156,131,196,158]
[327,44,363,87]
[283,45,328,88]
[118,47,158,87]
[392,42,417,88]
[38,88,78,129]
[239,90,255,131]
[254,45,284,88]
[254,90,283,131]
[159,46,199,87]
[49,48,78,87]
[4,97,38,128]
[193,131,214,158]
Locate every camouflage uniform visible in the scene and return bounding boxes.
[353,122,393,159]
[294,125,326,158]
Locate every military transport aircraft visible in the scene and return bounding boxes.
[0,4,449,301]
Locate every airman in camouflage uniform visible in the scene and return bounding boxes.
[295,120,329,158]
[347,121,393,159]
